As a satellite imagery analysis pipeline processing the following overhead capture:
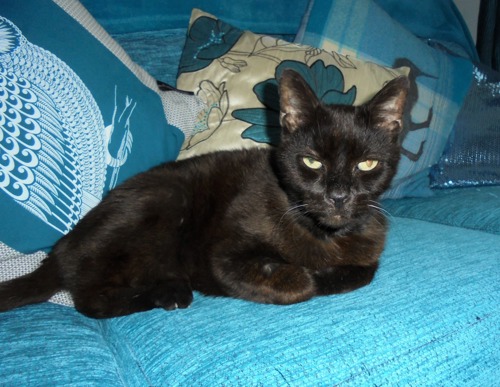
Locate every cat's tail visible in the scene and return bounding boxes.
[0,256,62,312]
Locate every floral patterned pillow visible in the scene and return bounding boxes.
[176,9,408,160]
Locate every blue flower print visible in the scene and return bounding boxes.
[233,60,357,145]
[178,16,244,74]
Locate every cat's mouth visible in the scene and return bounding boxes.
[291,193,364,233]
[309,204,356,230]
[321,212,352,228]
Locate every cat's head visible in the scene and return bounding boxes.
[276,69,409,234]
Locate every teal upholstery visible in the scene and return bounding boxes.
[80,0,308,35]
[0,304,124,385]
[384,186,500,235]
[1,217,498,385]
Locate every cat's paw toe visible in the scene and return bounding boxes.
[153,281,193,311]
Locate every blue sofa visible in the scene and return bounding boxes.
[1,1,499,385]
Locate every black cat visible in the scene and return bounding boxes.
[0,70,409,318]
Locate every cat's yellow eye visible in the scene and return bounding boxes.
[302,156,323,170]
[357,160,379,171]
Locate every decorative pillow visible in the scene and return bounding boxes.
[176,9,409,169]
[0,0,203,305]
[430,63,500,188]
[371,0,479,62]
[296,0,474,198]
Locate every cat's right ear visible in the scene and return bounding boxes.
[367,76,409,133]
[279,69,320,133]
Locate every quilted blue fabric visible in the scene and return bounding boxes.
[1,217,498,385]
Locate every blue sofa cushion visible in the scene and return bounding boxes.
[296,0,474,198]
[383,186,500,235]
[0,303,125,385]
[100,218,500,384]
[2,217,497,384]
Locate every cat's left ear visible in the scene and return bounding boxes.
[279,69,320,133]
[368,76,409,132]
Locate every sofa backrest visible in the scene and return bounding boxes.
[80,0,309,35]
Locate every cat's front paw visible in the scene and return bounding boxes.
[152,280,193,311]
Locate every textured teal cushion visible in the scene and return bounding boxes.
[1,218,498,384]
[100,218,500,384]
[0,0,187,254]
[383,186,500,235]
[296,0,473,198]
[0,303,124,385]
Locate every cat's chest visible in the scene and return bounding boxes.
[233,191,345,269]
[273,218,343,269]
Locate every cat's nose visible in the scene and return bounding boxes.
[327,193,349,209]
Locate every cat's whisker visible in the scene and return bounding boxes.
[367,202,393,229]
[272,203,309,240]
[279,204,308,224]
[368,211,387,229]
[367,201,393,220]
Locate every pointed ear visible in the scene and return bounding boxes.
[368,76,409,132]
[279,69,320,133]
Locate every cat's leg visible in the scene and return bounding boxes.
[313,264,379,295]
[58,189,194,318]
[212,241,316,305]
[73,279,193,318]
[211,236,379,305]
[68,230,193,318]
